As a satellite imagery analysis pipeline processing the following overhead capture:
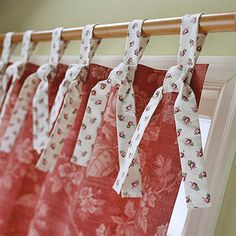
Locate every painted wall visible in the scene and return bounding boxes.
[0,0,236,56]
[0,1,235,235]
[214,153,236,236]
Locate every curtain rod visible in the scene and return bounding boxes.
[0,12,235,43]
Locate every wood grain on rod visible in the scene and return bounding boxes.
[0,12,235,44]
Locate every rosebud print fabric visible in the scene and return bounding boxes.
[36,24,101,172]
[72,20,150,197]
[0,31,38,176]
[113,14,211,208]
[0,64,68,236]
[28,63,112,236]
[0,32,16,93]
[27,63,208,236]
[0,30,37,119]
[0,30,68,235]
[0,63,39,175]
[0,28,68,154]
[32,28,69,153]
[0,15,211,236]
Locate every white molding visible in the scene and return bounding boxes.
[183,73,236,236]
[13,55,236,236]
[12,54,236,66]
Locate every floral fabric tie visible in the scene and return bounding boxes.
[36,25,101,172]
[0,32,16,85]
[0,31,36,118]
[113,14,211,208]
[32,28,69,153]
[71,20,150,197]
[0,28,68,153]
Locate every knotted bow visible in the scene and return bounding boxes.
[0,30,36,117]
[113,14,211,208]
[36,24,101,172]
[0,28,68,153]
[71,20,150,197]
[32,28,69,153]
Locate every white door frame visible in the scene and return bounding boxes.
[182,58,236,236]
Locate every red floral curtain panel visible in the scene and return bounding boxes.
[0,14,210,236]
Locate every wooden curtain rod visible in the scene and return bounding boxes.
[0,12,235,44]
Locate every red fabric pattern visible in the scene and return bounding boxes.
[0,63,39,139]
[0,64,68,236]
[28,63,208,236]
[0,63,39,177]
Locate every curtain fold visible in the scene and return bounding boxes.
[0,14,210,236]
[0,64,68,236]
[25,63,207,236]
[0,62,39,175]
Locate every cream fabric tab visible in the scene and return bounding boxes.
[0,32,16,103]
[36,25,101,172]
[49,25,101,130]
[0,28,68,153]
[113,14,211,208]
[0,73,41,152]
[71,20,150,197]
[0,32,16,68]
[32,28,69,154]
[0,31,37,124]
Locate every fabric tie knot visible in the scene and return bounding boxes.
[6,61,24,77]
[106,63,135,86]
[32,63,57,153]
[163,64,192,94]
[0,30,38,151]
[0,30,37,108]
[35,24,102,172]
[48,64,87,130]
[66,64,87,83]
[1,62,25,92]
[36,63,57,81]
[32,28,69,154]
[113,14,211,208]
[71,20,150,198]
